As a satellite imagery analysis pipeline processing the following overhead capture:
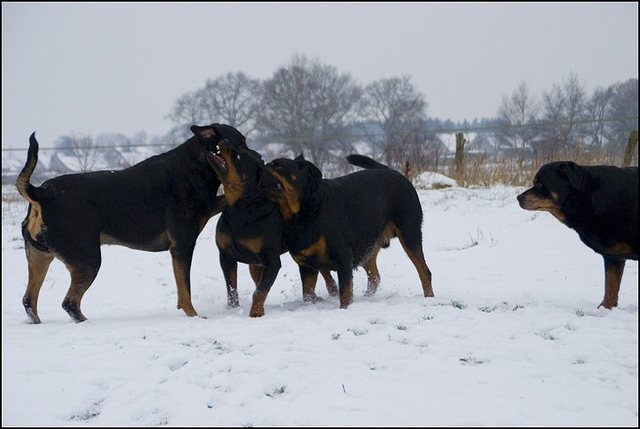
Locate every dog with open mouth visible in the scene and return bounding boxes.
[207,139,337,317]
[517,161,638,309]
[259,153,434,311]
[16,124,245,323]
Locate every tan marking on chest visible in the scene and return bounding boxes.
[607,242,634,256]
[293,236,329,265]
[216,231,232,250]
[240,237,264,254]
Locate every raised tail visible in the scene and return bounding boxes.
[16,132,40,203]
[346,154,389,170]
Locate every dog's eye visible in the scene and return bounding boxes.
[236,154,241,161]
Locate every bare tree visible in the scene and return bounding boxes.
[605,78,639,154]
[585,86,614,150]
[71,134,98,172]
[167,91,206,139]
[541,72,587,150]
[198,72,262,135]
[361,76,427,168]
[258,54,362,168]
[497,82,539,151]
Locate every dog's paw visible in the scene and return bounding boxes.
[303,294,323,304]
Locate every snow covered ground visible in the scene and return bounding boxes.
[2,183,637,426]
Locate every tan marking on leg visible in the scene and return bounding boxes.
[599,259,625,309]
[362,246,381,296]
[397,233,434,298]
[62,265,97,322]
[23,244,54,323]
[339,277,353,309]
[320,269,338,296]
[249,289,267,317]
[301,268,320,302]
[249,264,263,287]
[170,255,197,317]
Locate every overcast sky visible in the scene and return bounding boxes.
[2,2,638,149]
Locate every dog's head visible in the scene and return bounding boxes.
[517,161,587,223]
[206,138,264,206]
[261,154,322,220]
[190,123,248,155]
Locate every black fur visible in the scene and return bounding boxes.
[517,161,638,308]
[16,124,247,323]
[260,154,434,310]
[207,140,337,317]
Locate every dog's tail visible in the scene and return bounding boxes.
[16,132,40,203]
[346,154,389,170]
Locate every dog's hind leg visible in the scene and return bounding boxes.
[599,257,625,309]
[22,242,54,324]
[396,226,434,298]
[61,246,101,322]
[320,269,338,297]
[362,246,381,297]
[300,265,322,303]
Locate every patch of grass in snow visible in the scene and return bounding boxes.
[459,356,484,366]
[265,385,286,398]
[347,327,368,336]
[68,398,104,422]
[451,300,466,309]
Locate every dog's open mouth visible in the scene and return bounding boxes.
[206,149,228,177]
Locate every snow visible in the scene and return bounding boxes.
[2,184,637,426]
[413,171,458,190]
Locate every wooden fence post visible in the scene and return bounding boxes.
[623,130,638,167]
[454,132,466,176]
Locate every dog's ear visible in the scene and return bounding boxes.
[559,162,586,191]
[300,159,322,179]
[294,153,306,162]
[191,125,216,140]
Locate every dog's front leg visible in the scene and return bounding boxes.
[170,246,197,317]
[220,252,239,309]
[299,265,322,303]
[249,256,281,317]
[599,256,625,309]
[336,258,354,309]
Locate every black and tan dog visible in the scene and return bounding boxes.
[206,139,337,317]
[517,161,638,309]
[16,124,247,323]
[259,153,434,311]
